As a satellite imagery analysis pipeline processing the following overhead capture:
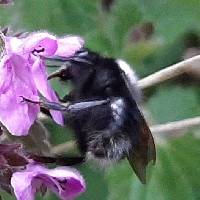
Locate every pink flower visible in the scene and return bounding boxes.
[0,32,84,135]
[0,54,40,135]
[11,164,86,200]
[0,0,13,5]
[55,36,84,57]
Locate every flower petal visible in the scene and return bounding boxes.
[55,36,84,57]
[4,36,23,54]
[0,55,13,94]
[11,164,86,200]
[0,55,39,135]
[23,32,58,56]
[31,57,63,125]
[0,84,39,136]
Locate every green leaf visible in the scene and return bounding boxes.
[106,0,142,55]
[147,86,200,123]
[85,30,114,55]
[135,0,200,43]
[107,135,200,200]
[105,161,134,200]
[78,164,109,200]
[0,0,100,35]
[0,192,13,200]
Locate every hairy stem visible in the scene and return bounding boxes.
[51,116,200,154]
[150,116,200,135]
[138,55,200,89]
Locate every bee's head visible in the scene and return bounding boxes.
[46,48,95,75]
[47,48,140,101]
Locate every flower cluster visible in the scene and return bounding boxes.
[0,144,85,200]
[0,32,84,136]
[11,164,85,200]
[0,31,86,200]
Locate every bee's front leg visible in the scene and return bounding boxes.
[21,96,110,114]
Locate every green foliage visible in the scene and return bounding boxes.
[0,0,200,200]
[131,135,200,200]
[78,165,109,200]
[103,134,200,200]
[105,160,137,200]
[148,86,200,123]
[135,0,200,43]
[106,0,142,55]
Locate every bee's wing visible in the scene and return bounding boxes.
[119,68,156,184]
[127,110,156,184]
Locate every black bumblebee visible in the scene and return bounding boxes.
[27,48,156,184]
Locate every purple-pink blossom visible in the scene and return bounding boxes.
[0,32,84,136]
[11,164,86,200]
[0,0,13,5]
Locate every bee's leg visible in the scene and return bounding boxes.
[20,97,68,111]
[67,99,110,113]
[21,96,110,114]
[30,154,85,166]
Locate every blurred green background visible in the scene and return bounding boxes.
[0,0,200,199]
